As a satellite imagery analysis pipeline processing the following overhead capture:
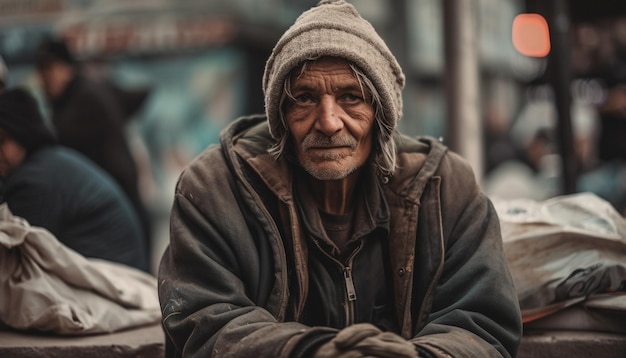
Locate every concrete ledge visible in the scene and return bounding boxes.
[519,330,626,358]
[0,323,164,358]
[2,324,626,358]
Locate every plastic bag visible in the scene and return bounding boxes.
[0,204,160,335]
[492,192,626,323]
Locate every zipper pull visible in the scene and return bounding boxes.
[343,267,357,301]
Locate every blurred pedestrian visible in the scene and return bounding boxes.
[34,36,152,254]
[0,87,149,272]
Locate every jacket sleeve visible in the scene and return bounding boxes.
[3,172,64,235]
[158,149,335,358]
[411,152,523,358]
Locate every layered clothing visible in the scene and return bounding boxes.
[159,115,522,357]
[1,146,148,271]
[51,74,150,242]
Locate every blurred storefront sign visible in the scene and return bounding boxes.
[0,0,102,22]
[61,16,236,59]
[0,0,64,18]
[0,1,240,64]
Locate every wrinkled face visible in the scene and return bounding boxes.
[285,57,375,180]
[0,130,26,178]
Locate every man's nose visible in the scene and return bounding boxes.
[315,95,343,136]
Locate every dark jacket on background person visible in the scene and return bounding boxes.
[1,145,149,272]
[158,116,522,357]
[50,73,151,244]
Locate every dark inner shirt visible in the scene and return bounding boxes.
[293,169,400,332]
[319,209,353,259]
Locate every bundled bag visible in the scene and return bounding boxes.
[0,203,160,335]
[493,192,626,327]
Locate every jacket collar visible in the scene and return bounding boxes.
[293,165,390,257]
[223,115,448,206]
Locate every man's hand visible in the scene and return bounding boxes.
[313,323,418,358]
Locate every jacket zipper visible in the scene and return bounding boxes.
[342,266,357,324]
[341,243,364,326]
[313,241,364,326]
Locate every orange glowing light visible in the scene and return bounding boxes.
[512,13,551,57]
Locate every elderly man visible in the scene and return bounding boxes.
[158,1,522,357]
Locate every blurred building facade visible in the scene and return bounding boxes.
[3,0,625,270]
[0,0,533,170]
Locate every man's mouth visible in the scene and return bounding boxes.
[301,133,357,153]
[307,145,350,151]
[305,147,351,161]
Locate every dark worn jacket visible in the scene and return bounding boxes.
[1,146,148,272]
[51,74,150,242]
[159,115,522,357]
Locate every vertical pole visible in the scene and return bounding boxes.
[388,0,409,72]
[547,0,577,194]
[443,0,483,182]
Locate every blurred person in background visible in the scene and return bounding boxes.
[34,36,153,255]
[482,97,562,202]
[158,1,522,357]
[0,87,148,271]
[483,88,602,204]
[579,82,626,215]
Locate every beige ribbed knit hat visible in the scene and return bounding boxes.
[263,0,405,141]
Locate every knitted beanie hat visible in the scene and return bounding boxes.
[35,37,76,69]
[263,0,405,141]
[0,88,57,152]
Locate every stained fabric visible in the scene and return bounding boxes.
[0,204,160,335]
[494,192,626,326]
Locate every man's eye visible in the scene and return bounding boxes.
[340,94,363,103]
[294,94,313,103]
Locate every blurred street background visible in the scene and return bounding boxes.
[1,0,626,274]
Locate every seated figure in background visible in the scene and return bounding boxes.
[0,87,149,272]
[35,36,153,250]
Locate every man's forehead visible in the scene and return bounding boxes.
[291,57,358,85]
